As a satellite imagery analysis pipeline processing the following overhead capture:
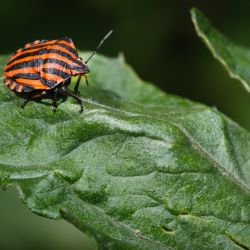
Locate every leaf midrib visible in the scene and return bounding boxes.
[3,95,249,198]
[82,100,250,196]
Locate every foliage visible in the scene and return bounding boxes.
[0,8,250,250]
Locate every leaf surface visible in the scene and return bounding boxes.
[0,52,250,249]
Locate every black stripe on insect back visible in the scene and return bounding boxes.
[13,73,40,80]
[19,43,50,53]
[6,59,43,72]
[42,68,71,79]
[9,48,76,64]
[23,84,35,92]
[7,49,44,65]
[56,42,78,57]
[40,77,58,88]
[59,37,74,44]
[43,58,83,71]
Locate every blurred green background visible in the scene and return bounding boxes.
[1,0,250,249]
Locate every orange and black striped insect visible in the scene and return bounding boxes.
[3,31,113,113]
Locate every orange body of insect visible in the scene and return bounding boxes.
[3,31,113,113]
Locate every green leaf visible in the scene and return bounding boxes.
[1,52,250,249]
[191,8,250,93]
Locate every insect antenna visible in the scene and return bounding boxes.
[85,30,113,64]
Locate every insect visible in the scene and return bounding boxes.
[3,30,113,113]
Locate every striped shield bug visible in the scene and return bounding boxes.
[3,30,113,113]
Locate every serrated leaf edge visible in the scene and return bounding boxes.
[191,8,250,93]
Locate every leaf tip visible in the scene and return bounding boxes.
[190,7,201,20]
[190,7,208,30]
[190,7,198,15]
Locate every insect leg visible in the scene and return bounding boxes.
[52,89,58,112]
[74,75,82,94]
[59,87,83,113]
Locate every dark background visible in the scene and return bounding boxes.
[1,0,250,249]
